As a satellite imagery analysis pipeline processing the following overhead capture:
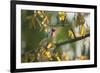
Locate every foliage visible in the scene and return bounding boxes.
[21,10,90,62]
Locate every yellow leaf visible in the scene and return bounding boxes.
[77,55,87,60]
[45,51,51,58]
[42,16,48,25]
[47,43,52,49]
[80,24,85,36]
[58,11,65,21]
[68,30,74,38]
[62,53,69,60]
[37,11,44,18]
[44,28,48,32]
[56,56,61,61]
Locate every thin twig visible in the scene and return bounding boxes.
[55,33,90,46]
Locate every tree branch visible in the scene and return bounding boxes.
[22,33,90,57]
[55,33,90,46]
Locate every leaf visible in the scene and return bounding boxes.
[37,11,44,18]
[68,30,74,38]
[80,24,85,36]
[58,11,65,21]
[76,13,85,26]
[56,56,61,61]
[77,55,87,60]
[47,43,52,49]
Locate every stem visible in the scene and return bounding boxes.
[55,33,90,46]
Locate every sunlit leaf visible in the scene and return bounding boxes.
[68,30,74,38]
[58,11,65,21]
[37,11,44,18]
[80,24,85,36]
[47,43,52,49]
